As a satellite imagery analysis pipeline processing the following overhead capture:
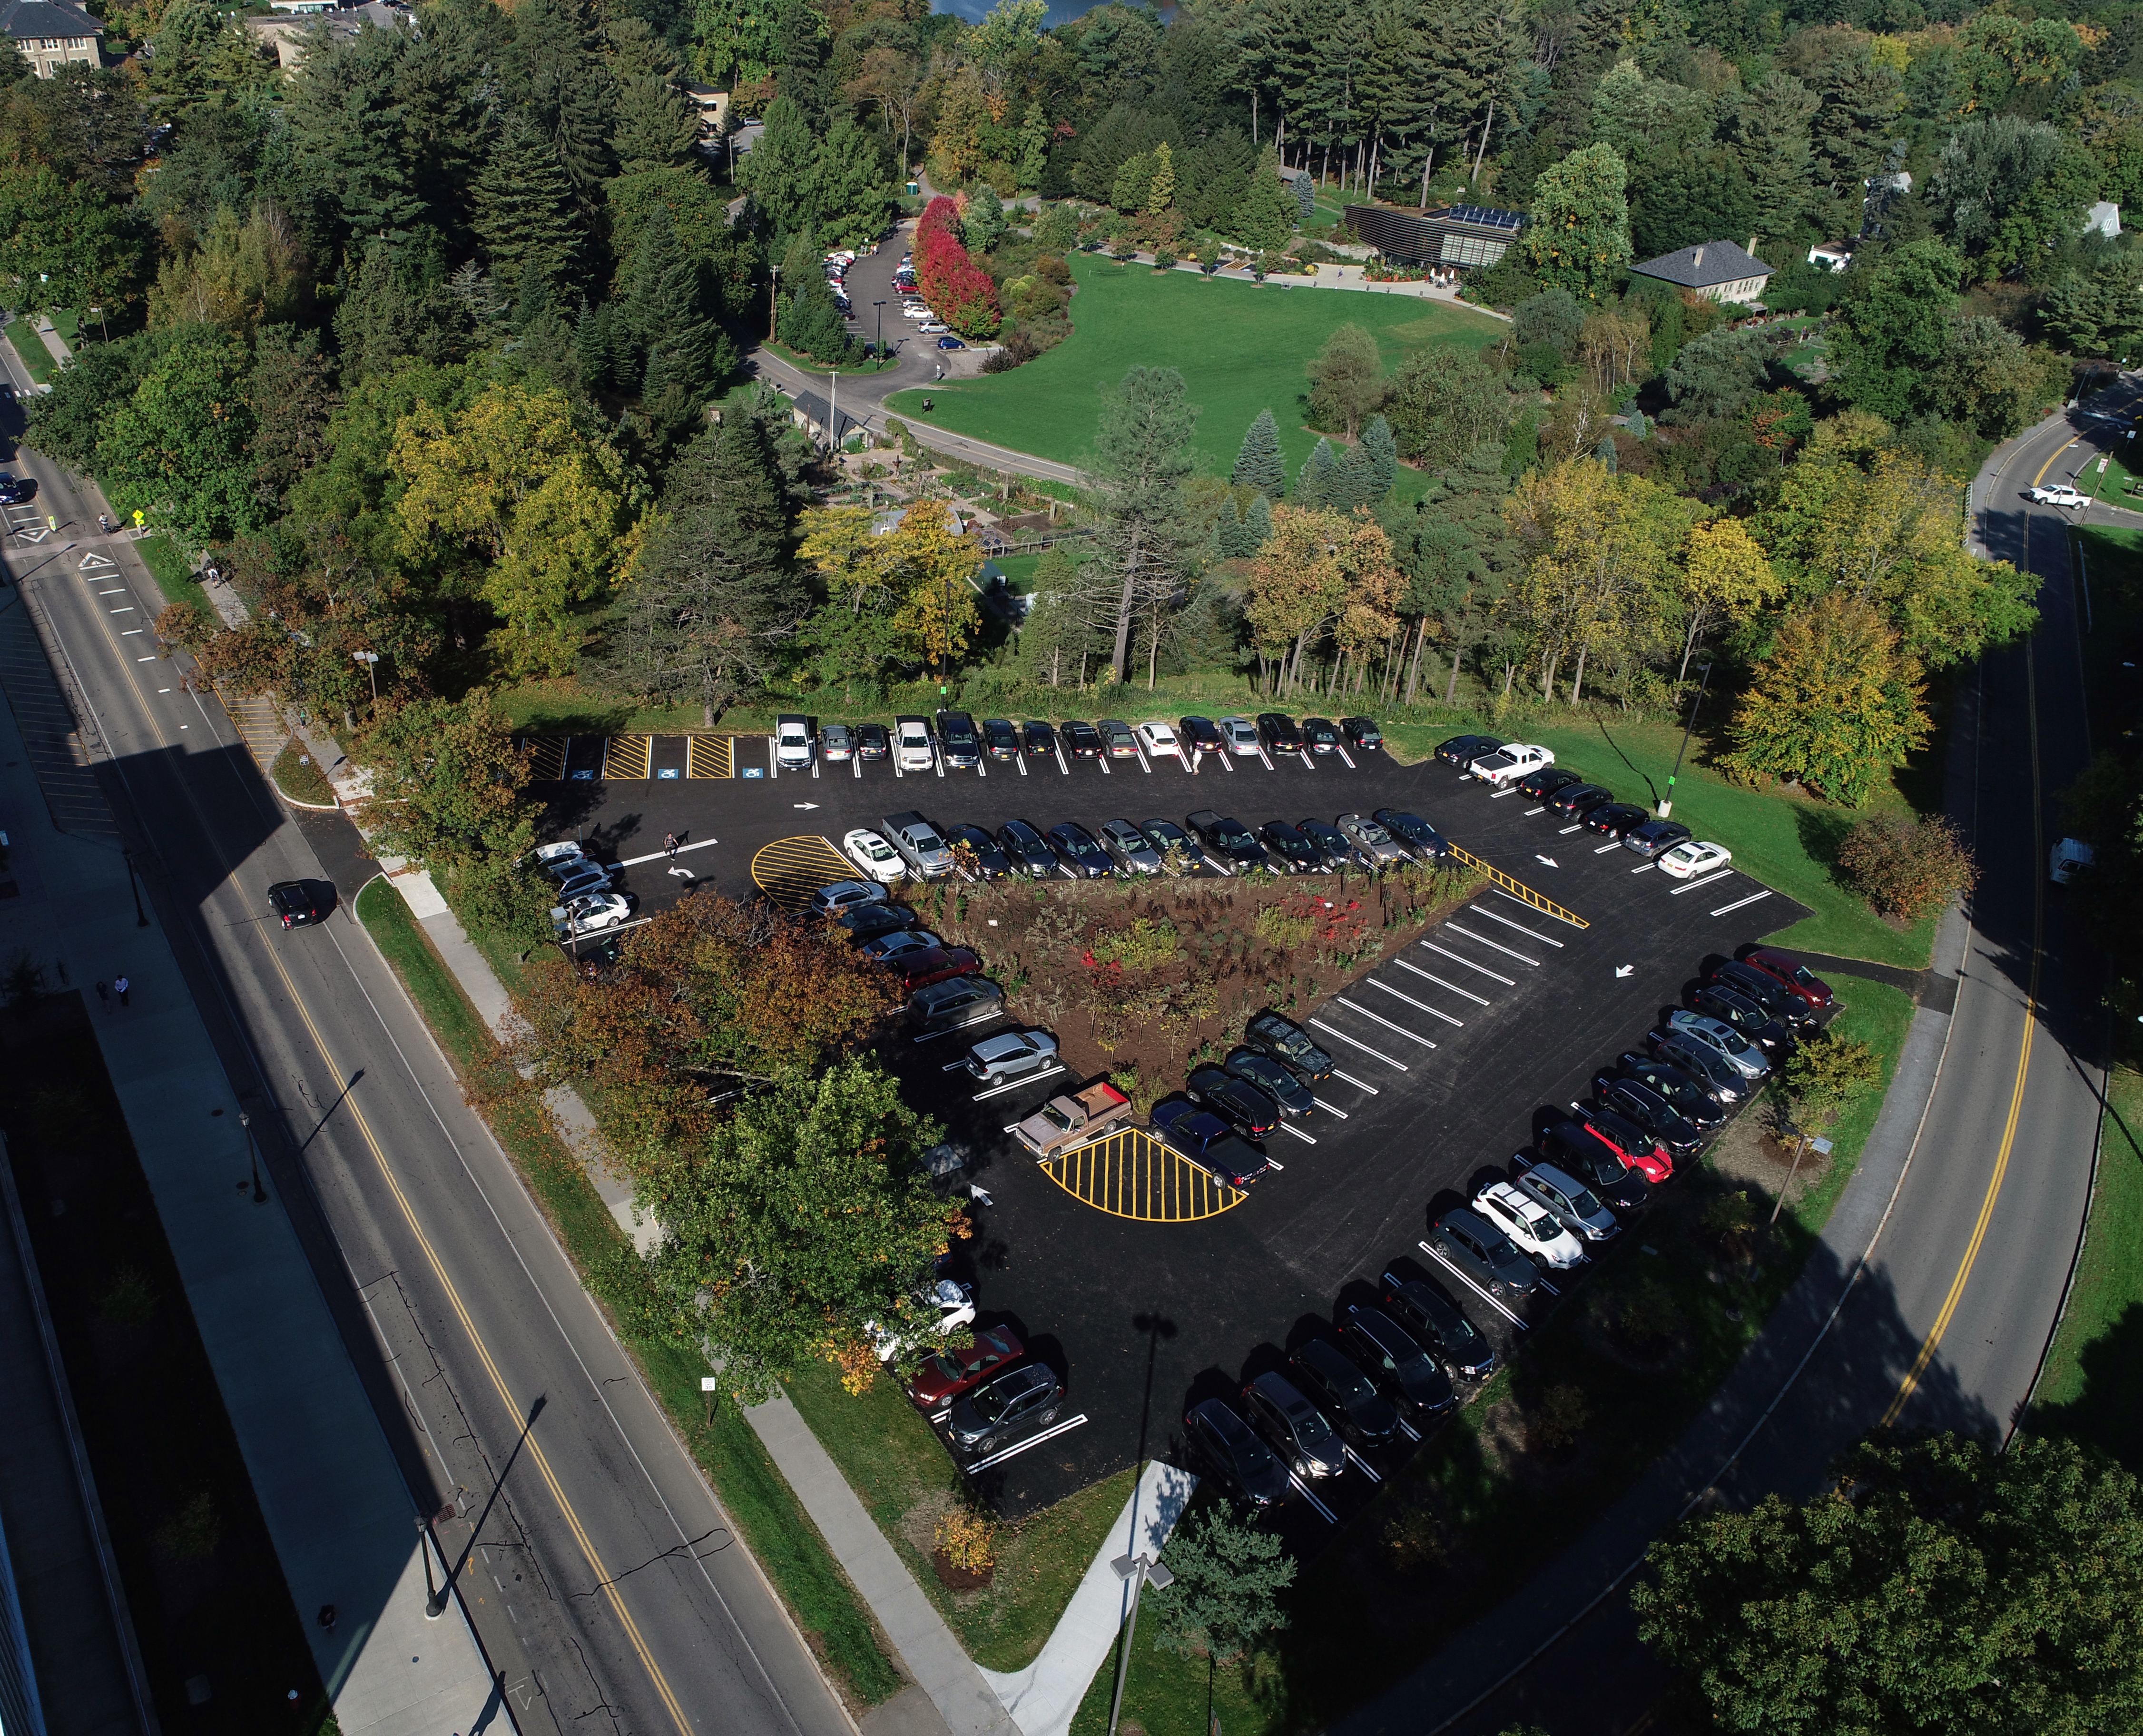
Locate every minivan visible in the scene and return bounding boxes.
[775,713,814,770]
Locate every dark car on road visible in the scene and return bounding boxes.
[1047,822,1113,878]
[1536,1122,1654,1212]
[1515,765,1584,801]
[981,718,1021,760]
[946,1363,1062,1452]
[1692,983,1797,1054]
[945,824,1013,880]
[1589,1076,1703,1163]
[1340,716,1383,751]
[1583,802,1651,839]
[1425,1206,1543,1300]
[1545,781,1613,818]
[1288,1337,1398,1448]
[1240,1371,1347,1479]
[1258,821,1327,874]
[996,819,1058,878]
[1256,713,1306,754]
[1187,1065,1280,1142]
[907,1325,1023,1409]
[1615,1052,1726,1126]
[1020,720,1058,758]
[838,902,921,943]
[1184,1398,1290,1506]
[1244,1011,1335,1084]
[1379,1276,1496,1381]
[1436,734,1501,767]
[1709,960,1820,1034]
[1342,1305,1458,1418]
[1744,949,1835,1012]
[1374,808,1451,861]
[1186,810,1267,871]
[268,879,335,928]
[1150,1099,1272,1186]
[1224,1047,1314,1120]
[935,710,982,770]
[1301,717,1343,754]
[855,722,890,760]
[1298,819,1362,869]
[1178,715,1228,754]
[1622,818,1692,859]
[1061,720,1104,758]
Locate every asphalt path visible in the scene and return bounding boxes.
[0,398,860,1733]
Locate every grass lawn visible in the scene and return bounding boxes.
[270,740,336,806]
[51,307,78,345]
[493,679,709,736]
[134,533,220,631]
[4,315,52,385]
[353,878,904,1709]
[885,253,1501,493]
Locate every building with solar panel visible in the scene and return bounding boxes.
[1342,203,1526,274]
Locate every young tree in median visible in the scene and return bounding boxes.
[1149,1504,1298,1666]
[1086,366,1203,684]
[1632,1432,2143,1735]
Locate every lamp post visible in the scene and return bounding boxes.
[874,299,886,364]
[352,649,380,705]
[1658,663,1712,820]
[1105,1552,1174,1736]
[768,263,781,343]
[239,1110,266,1203]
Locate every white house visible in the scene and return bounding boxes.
[0,0,100,78]
[1630,239,1774,306]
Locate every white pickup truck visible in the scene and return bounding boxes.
[1469,742,1553,786]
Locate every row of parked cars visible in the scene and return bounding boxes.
[775,710,1388,774]
[1434,735,1733,880]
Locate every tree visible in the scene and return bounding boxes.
[29,336,149,471]
[512,0,616,207]
[1295,437,1340,510]
[1519,143,1631,302]
[1723,592,1928,807]
[1736,72,1819,239]
[963,183,1008,254]
[1332,414,1397,511]
[147,201,312,335]
[0,166,150,322]
[1810,49,1904,196]
[640,1057,971,1403]
[1673,518,1779,682]
[1307,322,1382,441]
[1086,366,1203,683]
[1017,102,1049,191]
[607,16,699,173]
[1384,346,1513,469]
[1927,114,2066,273]
[1836,812,1978,919]
[1145,139,1176,215]
[1234,146,1296,252]
[359,690,533,874]
[1513,289,1583,357]
[1246,505,1404,695]
[96,326,260,545]
[248,326,337,512]
[472,110,583,296]
[1662,326,1784,425]
[1633,1432,2143,1735]
[1779,1032,1883,1125]
[1231,407,1288,498]
[1149,1504,1297,1666]
[1829,240,1962,423]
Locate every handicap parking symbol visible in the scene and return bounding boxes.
[656,767,680,779]
[741,766,765,779]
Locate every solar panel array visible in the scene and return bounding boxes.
[1446,205,1524,231]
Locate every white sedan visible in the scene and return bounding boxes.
[1658,840,1732,880]
[844,828,908,885]
[2028,483,2085,507]
[866,1278,976,1361]
[558,891,632,933]
[901,303,933,319]
[1134,720,1183,759]
[1473,1180,1586,1271]
[918,321,950,335]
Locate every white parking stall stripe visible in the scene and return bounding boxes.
[1255,744,1274,770]
[855,756,864,778]
[1054,744,1069,775]
[973,1066,1061,1102]
[1396,1417,1422,1444]
[1218,748,1233,771]
[1298,750,1314,769]
[1133,741,1152,773]
[1097,752,1111,774]
[1311,1097,1349,1119]
[1329,1068,1379,1095]
[1336,744,1357,769]
[1366,976,1464,1027]
[1490,788,1517,799]
[1710,889,1774,917]
[1418,941,1515,985]
[1483,896,1570,943]
[1278,1122,1317,1145]
[1593,842,1621,854]
[1670,869,1736,896]
[1288,1472,1338,1523]
[1441,923,1540,967]
[962,1413,1089,1473]
[1342,1444,1382,1482]
[1419,1240,1530,1330]
[1523,806,1546,816]
[1308,1018,1409,1070]
[1393,957,1490,1006]
[1557,823,1583,834]
[1330,996,1436,1049]
[1629,862,1654,874]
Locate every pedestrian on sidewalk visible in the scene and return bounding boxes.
[316,1605,337,1635]
[114,975,129,1007]
[94,980,109,1011]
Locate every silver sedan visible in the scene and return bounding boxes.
[1337,812,1411,866]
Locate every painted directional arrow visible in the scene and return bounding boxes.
[1534,854,1559,868]
[14,528,48,542]
[792,801,819,809]
[1615,965,1634,978]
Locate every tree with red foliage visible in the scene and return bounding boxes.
[915,196,1001,340]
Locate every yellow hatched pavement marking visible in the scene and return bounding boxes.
[748,834,853,909]
[520,735,567,781]
[1446,844,1588,928]
[603,734,652,779]
[1040,1127,1247,1222]
[687,734,733,779]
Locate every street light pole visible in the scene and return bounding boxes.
[1106,1552,1174,1736]
[1659,662,1713,820]
[239,1111,266,1203]
[352,649,380,704]
[768,263,781,343]
[874,299,885,364]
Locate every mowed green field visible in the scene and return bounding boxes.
[887,254,1503,487]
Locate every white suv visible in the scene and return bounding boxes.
[775,713,814,770]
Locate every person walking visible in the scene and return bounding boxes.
[94,980,109,1012]
[664,831,679,861]
[114,975,129,1007]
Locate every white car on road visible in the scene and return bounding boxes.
[1470,743,1553,786]
[1135,720,1182,759]
[2028,483,2085,507]
[843,827,907,885]
[1473,1180,1586,1270]
[1658,840,1732,880]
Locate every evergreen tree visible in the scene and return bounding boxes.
[1335,415,1397,510]
[1231,407,1287,498]
[606,16,698,175]
[512,0,616,207]
[1018,102,1048,192]
[1146,139,1175,214]
[1085,365,1204,683]
[963,183,1007,254]
[618,201,701,365]
[1235,147,1296,251]
[1241,490,1273,551]
[574,298,615,388]
[473,111,582,295]
[1296,437,1340,509]
[448,260,506,326]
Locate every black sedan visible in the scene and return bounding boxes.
[1341,1305,1458,1419]
[1534,1124,1653,1214]
[1374,808,1451,861]
[1178,715,1228,754]
[1425,1207,1543,1300]
[1224,1046,1314,1119]
[1615,1051,1726,1127]
[1710,960,1820,1034]
[981,718,1021,760]
[268,879,335,928]
[1545,781,1614,817]
[1301,717,1343,754]
[1288,1337,1398,1448]
[1622,818,1692,859]
[1514,765,1584,801]
[995,819,1059,877]
[1340,716,1383,751]
[1436,733,1501,767]
[1258,821,1327,874]
[855,722,890,760]
[1298,819,1362,869]
[1062,720,1104,758]
[945,824,1013,879]
[1186,810,1267,870]
[1020,720,1058,758]
[1583,802,1651,839]
[1591,1074,1704,1162]
[1256,712,1306,754]
[839,902,922,943]
[1379,1276,1497,1381]
[1187,1066,1280,1142]
[1184,1398,1290,1506]
[1244,1010,1335,1083]
[1047,822,1113,878]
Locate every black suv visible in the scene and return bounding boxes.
[981,718,1021,760]
[1425,1207,1543,1300]
[1535,1124,1653,1214]
[1187,1066,1279,1141]
[946,1363,1062,1452]
[934,710,982,770]
[1244,1011,1335,1083]
[1374,808,1451,862]
[1436,734,1501,767]
[1341,1306,1458,1419]
[1184,1398,1290,1506]
[1379,1275,1497,1380]
[1288,1337,1398,1447]
[1258,821,1326,874]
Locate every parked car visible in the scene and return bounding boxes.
[964,1030,1060,1085]
[1658,840,1732,880]
[1650,1027,1750,1104]
[1020,720,1058,758]
[1134,720,1183,760]
[1138,817,1202,872]
[1298,819,1362,870]
[1341,1304,1459,1419]
[1582,802,1651,839]
[1665,1009,1771,1081]
[996,819,1059,877]
[1098,819,1164,876]
[1097,719,1140,758]
[810,879,888,918]
[1373,808,1451,861]
[1150,1099,1271,1186]
[838,902,919,943]
[894,715,935,772]
[1435,733,1501,767]
[1545,781,1613,818]
[1471,1179,1585,1270]
[842,826,910,884]
[934,710,982,770]
[1567,1101,1678,1182]
[1220,716,1262,755]
[1243,1010,1335,1083]
[1470,742,1553,786]
[1288,1336,1399,1447]
[1613,1051,1727,1127]
[981,718,1021,760]
[821,722,856,761]
[883,812,956,878]
[1536,1121,1656,1210]
[907,976,1004,1035]
[1743,949,1835,1012]
[1337,812,1411,866]
[1185,810,1267,871]
[1379,1276,1496,1380]
[1588,1075,1704,1163]
[1240,1371,1348,1479]
[1046,821,1113,878]
[1300,717,1343,754]
[551,863,618,902]
[1187,1065,1280,1142]
[1256,713,1306,754]
[907,1325,1023,1408]
[945,1363,1062,1452]
[556,891,633,934]
[1709,960,1820,1034]
[1424,1206,1543,1299]
[935,335,965,350]
[1339,716,1384,751]
[268,879,334,928]
[775,712,814,770]
[1691,983,1797,1054]
[1183,1398,1290,1506]
[1258,821,1328,874]
[1177,716,1227,755]
[944,823,1013,880]
[1222,1047,1314,1120]
[857,927,942,962]
[1511,1159,1626,1246]
[888,946,981,993]
[866,1277,974,1362]
[1059,720,1102,758]
[1515,765,1585,801]
[1013,1081,1133,1157]
[855,722,890,760]
[1622,818,1692,858]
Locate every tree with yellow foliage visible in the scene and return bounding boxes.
[1675,518,1781,682]
[796,501,982,682]
[1246,505,1404,696]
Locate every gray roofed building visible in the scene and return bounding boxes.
[790,389,865,449]
[243,0,407,68]
[1630,239,1773,305]
[0,0,100,77]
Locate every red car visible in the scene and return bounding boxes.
[1744,949,1833,1011]
[907,1326,1024,1408]
[885,946,982,993]
[1570,1101,1674,1184]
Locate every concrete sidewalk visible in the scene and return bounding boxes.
[0,595,498,1736]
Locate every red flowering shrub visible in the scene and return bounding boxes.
[916,196,1002,340]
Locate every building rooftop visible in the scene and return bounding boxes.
[1631,239,1773,288]
[0,0,101,39]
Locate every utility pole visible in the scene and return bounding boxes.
[1106,1552,1173,1736]
[1659,663,1712,819]
[768,263,781,343]
[874,299,885,363]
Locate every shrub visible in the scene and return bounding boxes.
[1153,247,1178,270]
[1836,811,1977,918]
[1525,1382,1592,1455]
[1781,1034,1882,1126]
[934,1508,998,1573]
[1608,1273,1681,1354]
[1090,917,1181,971]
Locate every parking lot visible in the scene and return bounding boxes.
[528,732,1809,1519]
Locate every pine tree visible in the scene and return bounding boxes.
[607,16,699,174]
[619,201,702,361]
[1297,438,1340,509]
[473,112,583,295]
[1018,102,1049,191]
[448,260,507,326]
[1235,147,1297,251]
[1242,490,1274,551]
[1334,415,1397,510]
[575,298,614,388]
[1231,407,1288,498]
[1146,140,1175,214]
[513,0,616,206]
[962,183,1007,254]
